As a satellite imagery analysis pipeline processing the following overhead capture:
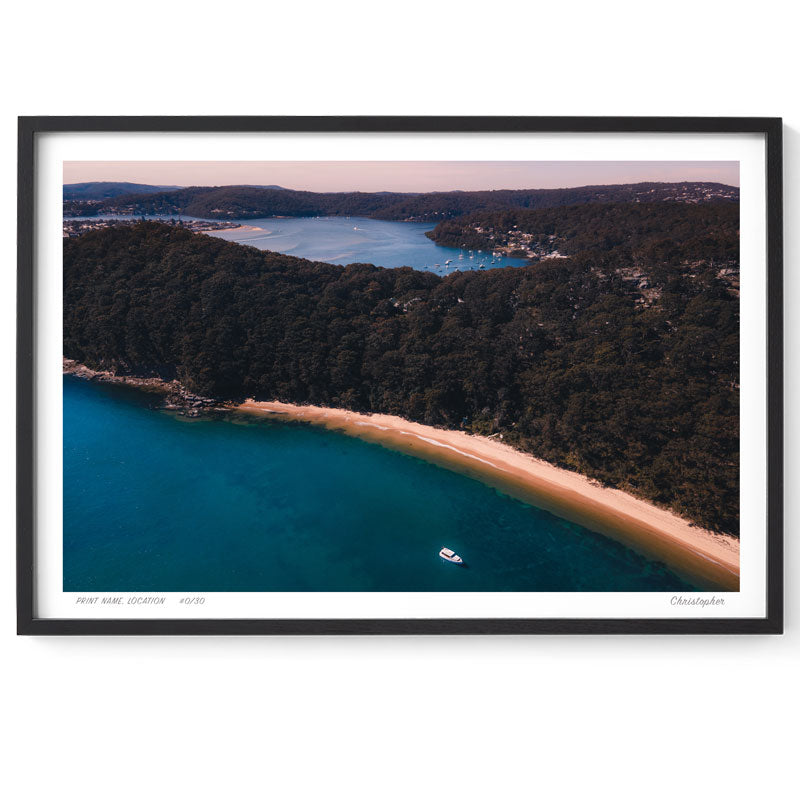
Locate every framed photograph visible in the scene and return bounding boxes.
[17,116,783,634]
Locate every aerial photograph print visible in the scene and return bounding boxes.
[62,159,741,593]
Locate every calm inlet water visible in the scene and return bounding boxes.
[206,216,529,272]
[73,215,528,274]
[63,377,695,592]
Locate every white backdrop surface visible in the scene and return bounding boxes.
[1,2,797,799]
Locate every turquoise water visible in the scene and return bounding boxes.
[70,215,527,274]
[63,376,696,592]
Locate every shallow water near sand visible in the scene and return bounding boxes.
[63,376,697,592]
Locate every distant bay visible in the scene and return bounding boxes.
[66,215,528,274]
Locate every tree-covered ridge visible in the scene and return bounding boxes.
[64,213,739,535]
[428,202,740,264]
[63,181,738,222]
[63,182,181,201]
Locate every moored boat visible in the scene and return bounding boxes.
[439,547,464,565]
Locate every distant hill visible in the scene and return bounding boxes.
[63,182,182,201]
[63,182,739,221]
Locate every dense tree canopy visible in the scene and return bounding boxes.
[64,210,739,535]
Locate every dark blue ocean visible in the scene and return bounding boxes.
[63,376,696,592]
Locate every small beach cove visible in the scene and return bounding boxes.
[62,361,737,592]
[239,400,740,591]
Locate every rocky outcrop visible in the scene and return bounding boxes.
[63,358,220,417]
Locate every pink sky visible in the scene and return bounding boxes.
[63,161,739,192]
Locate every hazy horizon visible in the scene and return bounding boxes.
[63,161,740,193]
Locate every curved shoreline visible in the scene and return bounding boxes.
[62,360,739,591]
[237,400,740,591]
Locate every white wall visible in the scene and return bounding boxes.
[1,2,797,798]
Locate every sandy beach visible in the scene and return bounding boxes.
[62,357,740,591]
[198,224,265,234]
[238,399,740,591]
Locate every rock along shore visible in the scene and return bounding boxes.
[63,358,219,417]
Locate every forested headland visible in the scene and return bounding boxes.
[63,181,738,222]
[428,202,740,265]
[64,202,739,535]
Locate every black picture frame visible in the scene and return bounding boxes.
[17,115,784,635]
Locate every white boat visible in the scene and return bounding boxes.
[439,547,464,565]
[445,259,452,265]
